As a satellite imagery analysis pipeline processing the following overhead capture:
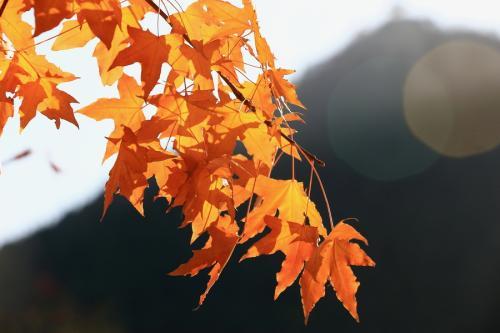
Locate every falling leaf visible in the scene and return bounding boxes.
[50,161,62,173]
[5,149,32,163]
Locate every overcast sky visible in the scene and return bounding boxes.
[1,0,500,247]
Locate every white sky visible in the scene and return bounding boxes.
[1,0,500,246]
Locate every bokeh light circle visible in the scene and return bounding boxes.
[404,40,500,158]
[327,56,440,181]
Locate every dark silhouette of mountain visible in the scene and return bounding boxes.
[2,19,500,332]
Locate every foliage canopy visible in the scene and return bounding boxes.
[0,0,374,323]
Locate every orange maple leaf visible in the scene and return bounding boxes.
[300,221,375,323]
[18,80,78,129]
[78,74,145,160]
[266,68,305,108]
[76,0,122,49]
[0,99,13,136]
[103,119,170,217]
[242,0,275,69]
[51,20,95,51]
[91,4,148,85]
[172,156,235,242]
[170,215,239,306]
[31,0,74,37]
[110,26,170,98]
[170,0,251,45]
[242,176,327,242]
[0,0,34,49]
[241,216,319,299]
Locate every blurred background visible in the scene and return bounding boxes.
[2,1,500,332]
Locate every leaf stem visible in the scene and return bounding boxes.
[311,164,334,231]
[294,144,334,231]
[304,161,314,222]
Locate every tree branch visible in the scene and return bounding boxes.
[0,0,9,17]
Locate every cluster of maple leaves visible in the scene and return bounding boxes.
[0,0,374,323]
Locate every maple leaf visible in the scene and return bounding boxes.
[216,104,277,166]
[228,154,270,207]
[103,119,170,216]
[110,27,171,98]
[241,216,319,299]
[51,20,95,51]
[78,74,145,160]
[93,30,127,85]
[38,83,79,129]
[153,37,216,91]
[240,77,275,118]
[242,176,327,242]
[170,215,239,305]
[146,157,188,204]
[76,0,122,49]
[0,99,13,136]
[91,4,148,85]
[17,80,78,129]
[0,59,26,133]
[242,0,275,69]
[170,0,251,45]
[300,221,375,323]
[4,50,80,129]
[0,0,34,50]
[205,37,246,85]
[152,89,231,160]
[14,51,77,85]
[173,156,234,242]
[17,81,46,128]
[266,68,305,108]
[31,0,74,37]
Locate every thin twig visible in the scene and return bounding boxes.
[304,161,314,222]
[295,145,334,231]
[311,164,334,231]
[245,161,261,225]
[0,0,9,17]
[145,0,170,22]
